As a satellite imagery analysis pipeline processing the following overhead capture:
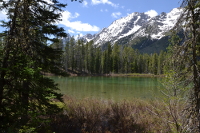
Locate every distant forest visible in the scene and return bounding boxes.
[52,37,171,75]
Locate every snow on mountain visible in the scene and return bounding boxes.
[157,8,183,37]
[83,8,183,47]
[82,33,96,42]
[145,8,183,39]
[91,12,151,45]
[131,8,183,41]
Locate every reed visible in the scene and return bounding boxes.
[46,95,184,133]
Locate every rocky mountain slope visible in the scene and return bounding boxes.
[83,8,183,53]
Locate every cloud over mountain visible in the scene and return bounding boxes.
[59,11,100,32]
[144,10,158,17]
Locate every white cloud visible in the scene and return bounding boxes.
[83,1,88,7]
[63,11,79,20]
[60,11,100,32]
[0,10,7,21]
[111,12,121,18]
[73,12,80,19]
[92,0,118,8]
[145,10,158,17]
[68,29,75,33]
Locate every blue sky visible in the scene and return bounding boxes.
[0,0,182,38]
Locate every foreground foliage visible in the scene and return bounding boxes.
[0,0,69,132]
[47,96,185,133]
[170,0,200,132]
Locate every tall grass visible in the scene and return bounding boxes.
[46,95,184,133]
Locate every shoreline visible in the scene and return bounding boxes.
[68,73,165,78]
[108,73,165,77]
[43,71,165,78]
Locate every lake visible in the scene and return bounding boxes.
[52,76,164,102]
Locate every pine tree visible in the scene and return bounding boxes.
[106,42,112,74]
[68,37,76,71]
[95,46,101,74]
[112,43,120,73]
[171,0,200,131]
[157,51,165,75]
[122,46,135,73]
[150,53,158,75]
[143,53,150,73]
[87,41,95,73]
[0,0,69,131]
[84,41,89,72]
[101,50,107,74]
[63,39,70,72]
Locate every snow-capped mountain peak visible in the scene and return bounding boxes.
[92,12,151,45]
[84,8,183,47]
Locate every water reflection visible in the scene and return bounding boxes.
[52,76,163,102]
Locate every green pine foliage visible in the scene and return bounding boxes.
[167,0,200,131]
[0,0,69,132]
[63,38,168,75]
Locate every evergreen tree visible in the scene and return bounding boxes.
[101,50,107,74]
[69,37,76,71]
[0,0,69,131]
[112,43,120,73]
[106,42,112,74]
[171,0,200,131]
[150,53,158,75]
[84,41,89,72]
[95,46,101,74]
[157,51,165,75]
[122,46,135,73]
[64,39,70,72]
[137,54,143,73]
[88,41,95,73]
[80,39,85,72]
[143,53,150,73]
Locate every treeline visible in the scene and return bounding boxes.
[53,37,169,75]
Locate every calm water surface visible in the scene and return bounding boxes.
[52,76,163,102]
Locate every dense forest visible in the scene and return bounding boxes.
[52,38,168,75]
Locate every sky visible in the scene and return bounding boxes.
[0,0,182,38]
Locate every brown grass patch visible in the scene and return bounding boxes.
[48,95,184,133]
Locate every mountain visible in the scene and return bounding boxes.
[82,33,96,42]
[83,8,183,53]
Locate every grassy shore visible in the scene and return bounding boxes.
[68,73,165,78]
[46,95,183,133]
[109,73,165,77]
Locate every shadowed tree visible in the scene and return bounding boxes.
[0,0,79,132]
[171,0,200,132]
[112,43,120,73]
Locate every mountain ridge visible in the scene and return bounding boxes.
[82,8,183,53]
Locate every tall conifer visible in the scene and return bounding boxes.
[0,0,69,131]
